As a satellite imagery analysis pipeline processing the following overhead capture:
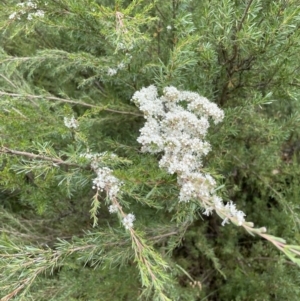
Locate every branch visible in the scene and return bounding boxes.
[237,0,254,32]
[0,91,143,117]
[0,147,82,168]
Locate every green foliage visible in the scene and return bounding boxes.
[1,0,300,300]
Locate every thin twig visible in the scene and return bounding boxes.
[0,147,82,168]
[0,74,17,88]
[0,91,143,117]
[237,0,254,32]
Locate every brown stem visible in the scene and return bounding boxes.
[237,0,254,32]
[0,147,82,168]
[0,91,142,117]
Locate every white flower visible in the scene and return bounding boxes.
[117,62,125,70]
[117,43,126,50]
[33,10,45,18]
[163,86,181,102]
[166,25,172,30]
[122,213,136,229]
[184,92,224,124]
[26,1,37,8]
[131,85,163,118]
[80,153,94,160]
[179,181,197,202]
[221,201,246,226]
[221,217,229,226]
[108,204,118,213]
[92,167,121,199]
[9,12,17,20]
[137,118,164,153]
[107,68,117,76]
[64,116,78,129]
[13,2,45,21]
[236,210,246,225]
[17,1,37,9]
[203,206,213,216]
[212,196,223,209]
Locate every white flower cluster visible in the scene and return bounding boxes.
[9,1,45,21]
[132,85,245,226]
[91,168,135,229]
[204,197,246,226]
[122,213,136,229]
[107,62,126,76]
[108,204,118,213]
[92,167,121,200]
[80,152,117,171]
[82,153,135,229]
[117,42,134,52]
[118,62,125,70]
[64,116,78,129]
[107,68,117,76]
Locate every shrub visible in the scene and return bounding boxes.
[1,1,300,300]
